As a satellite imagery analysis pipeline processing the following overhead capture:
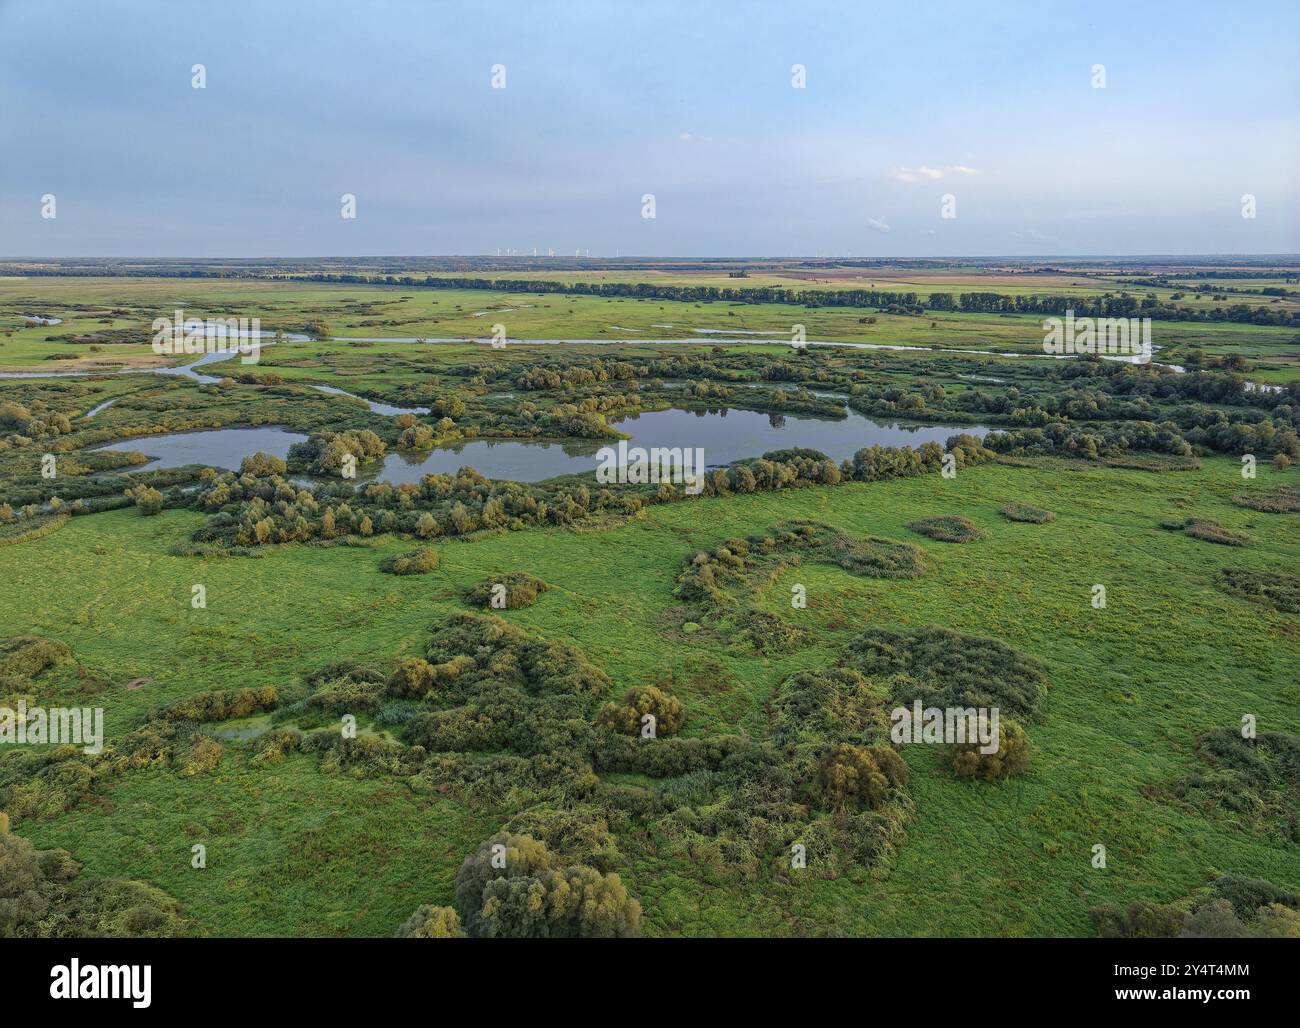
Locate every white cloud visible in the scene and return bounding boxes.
[889,163,980,184]
[868,216,891,233]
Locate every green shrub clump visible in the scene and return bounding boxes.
[908,515,986,542]
[380,547,439,575]
[395,905,465,938]
[595,685,685,736]
[844,625,1048,721]
[1160,518,1251,546]
[1232,486,1300,514]
[452,832,640,938]
[941,718,1031,780]
[1215,567,1300,612]
[815,743,909,812]
[464,572,551,609]
[1000,502,1055,524]
[0,817,187,938]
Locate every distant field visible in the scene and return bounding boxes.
[2,276,1297,382]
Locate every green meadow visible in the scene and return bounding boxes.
[3,455,1296,936]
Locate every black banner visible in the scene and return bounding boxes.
[3,938,1290,1014]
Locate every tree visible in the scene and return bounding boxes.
[396,905,465,938]
[452,832,640,938]
[596,684,685,736]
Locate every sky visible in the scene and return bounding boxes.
[1,0,1297,258]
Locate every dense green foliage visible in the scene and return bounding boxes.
[908,515,986,542]
[942,720,1032,780]
[1000,501,1055,523]
[463,571,551,609]
[1215,567,1300,612]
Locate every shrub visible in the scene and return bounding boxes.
[453,832,640,938]
[941,719,1030,780]
[1232,486,1300,513]
[1168,727,1299,840]
[1212,874,1300,919]
[1160,518,1251,546]
[595,685,685,736]
[771,668,894,752]
[239,452,287,477]
[732,608,805,653]
[0,637,73,679]
[1000,502,1055,524]
[380,547,439,575]
[156,687,278,723]
[814,744,903,812]
[1180,899,1245,938]
[386,654,474,699]
[396,905,465,938]
[125,484,164,516]
[1090,900,1186,939]
[0,821,186,938]
[463,572,551,610]
[180,736,223,776]
[475,864,641,939]
[1215,567,1300,612]
[845,625,1049,721]
[908,515,986,542]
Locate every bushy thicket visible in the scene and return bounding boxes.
[156,687,279,723]
[0,679,277,824]
[673,520,930,653]
[395,904,465,938]
[941,719,1031,780]
[463,572,551,610]
[380,547,439,575]
[0,813,186,937]
[1232,485,1300,514]
[1091,874,1300,938]
[677,520,929,610]
[1215,567,1300,613]
[815,743,909,812]
[595,685,685,736]
[0,636,73,684]
[188,437,993,552]
[1167,727,1299,842]
[124,482,164,515]
[451,832,640,938]
[843,626,1049,721]
[908,515,986,543]
[288,429,386,476]
[1000,502,1055,523]
[1160,517,1251,546]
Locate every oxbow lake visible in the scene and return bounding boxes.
[87,406,986,484]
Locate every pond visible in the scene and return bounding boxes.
[90,426,308,472]
[82,407,985,484]
[356,406,987,485]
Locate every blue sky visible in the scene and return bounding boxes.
[1,0,1297,257]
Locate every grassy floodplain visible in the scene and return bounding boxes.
[2,273,1298,381]
[0,265,1297,938]
[1,457,1297,935]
